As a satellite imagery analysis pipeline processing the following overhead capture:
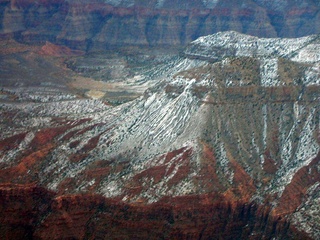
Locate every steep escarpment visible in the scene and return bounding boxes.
[0,184,54,239]
[0,32,319,238]
[0,185,311,239]
[1,0,320,49]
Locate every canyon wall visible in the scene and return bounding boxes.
[1,0,320,50]
[0,36,319,239]
[0,184,311,239]
[1,20,320,239]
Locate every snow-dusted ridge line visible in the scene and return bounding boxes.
[185,31,320,62]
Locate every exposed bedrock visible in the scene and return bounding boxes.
[1,0,320,49]
[0,184,311,239]
[0,31,319,238]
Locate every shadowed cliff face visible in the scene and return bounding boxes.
[0,184,312,240]
[1,0,320,50]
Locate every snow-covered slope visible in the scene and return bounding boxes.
[185,31,320,61]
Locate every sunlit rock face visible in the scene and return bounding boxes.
[1,0,320,49]
[0,31,319,238]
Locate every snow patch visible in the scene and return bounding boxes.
[260,58,280,86]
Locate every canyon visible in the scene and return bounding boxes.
[0,30,319,239]
[1,1,320,239]
[1,0,320,50]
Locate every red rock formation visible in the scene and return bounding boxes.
[275,152,320,216]
[0,132,27,152]
[0,184,311,239]
[39,41,84,57]
[0,114,317,239]
[0,184,54,240]
[0,118,316,238]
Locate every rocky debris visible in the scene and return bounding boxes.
[292,179,320,239]
[2,87,77,103]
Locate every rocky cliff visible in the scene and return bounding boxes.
[0,184,312,240]
[1,0,320,50]
[0,31,319,238]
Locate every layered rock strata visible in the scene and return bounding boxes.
[0,184,311,239]
[0,31,319,238]
[0,0,320,49]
